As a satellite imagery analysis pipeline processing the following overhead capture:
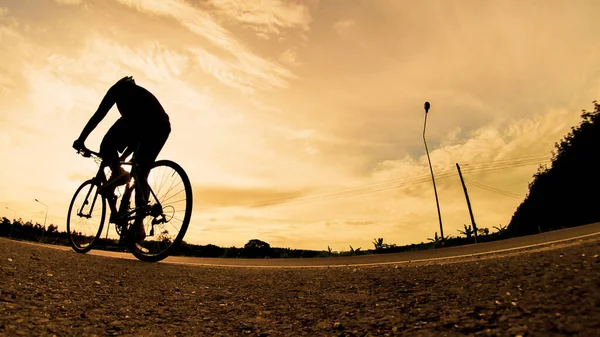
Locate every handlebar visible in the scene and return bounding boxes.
[76,147,131,162]
[76,147,101,158]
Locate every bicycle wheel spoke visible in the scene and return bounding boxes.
[159,186,184,205]
[130,160,192,262]
[160,191,186,205]
[153,166,171,200]
[67,180,105,254]
[157,174,181,204]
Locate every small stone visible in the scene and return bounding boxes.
[506,292,511,296]
[7,258,12,262]
[94,281,101,285]
[508,325,528,335]
[581,254,586,257]
[47,273,53,277]
[333,322,343,329]
[546,321,559,332]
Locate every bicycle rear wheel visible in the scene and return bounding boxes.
[130,160,192,262]
[67,179,106,253]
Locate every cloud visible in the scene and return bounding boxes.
[115,0,295,93]
[206,0,312,37]
[191,47,294,93]
[116,0,235,50]
[279,48,302,67]
[333,20,356,35]
[54,0,83,5]
[192,185,309,208]
[325,220,377,227]
[371,107,578,183]
[0,7,7,16]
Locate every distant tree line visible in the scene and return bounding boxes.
[508,101,600,236]
[1,217,509,258]
[0,217,67,244]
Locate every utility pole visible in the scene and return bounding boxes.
[423,101,444,242]
[456,163,478,243]
[34,199,48,243]
[5,207,15,237]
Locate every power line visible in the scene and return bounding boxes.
[195,154,550,210]
[463,178,524,199]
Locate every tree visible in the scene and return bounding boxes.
[243,239,271,258]
[372,238,384,252]
[46,224,58,235]
[158,230,172,246]
[457,224,474,239]
[348,245,362,255]
[493,224,507,233]
[508,101,600,235]
[427,232,440,243]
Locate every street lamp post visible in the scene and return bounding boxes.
[423,102,445,242]
[34,199,48,243]
[5,207,15,237]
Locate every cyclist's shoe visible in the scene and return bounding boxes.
[99,167,130,196]
[131,218,146,243]
[120,219,145,244]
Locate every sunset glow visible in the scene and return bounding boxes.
[1,0,599,251]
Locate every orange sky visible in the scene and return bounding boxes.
[1,0,599,251]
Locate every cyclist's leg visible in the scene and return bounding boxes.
[131,121,171,240]
[99,118,129,171]
[134,121,171,205]
[99,118,132,193]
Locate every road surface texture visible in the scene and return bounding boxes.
[25,222,600,268]
[1,233,599,336]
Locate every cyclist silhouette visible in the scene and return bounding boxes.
[73,76,171,241]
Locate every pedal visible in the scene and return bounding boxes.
[152,216,165,225]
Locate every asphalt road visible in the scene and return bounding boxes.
[1,224,599,336]
[24,222,600,267]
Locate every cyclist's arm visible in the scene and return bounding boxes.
[77,87,117,143]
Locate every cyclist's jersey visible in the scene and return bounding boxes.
[105,81,170,126]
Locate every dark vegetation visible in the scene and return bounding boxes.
[2,102,598,258]
[507,101,600,235]
[0,217,507,258]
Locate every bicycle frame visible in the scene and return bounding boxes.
[77,149,165,237]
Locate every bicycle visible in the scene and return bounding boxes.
[66,147,193,262]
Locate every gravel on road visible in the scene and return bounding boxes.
[1,237,599,336]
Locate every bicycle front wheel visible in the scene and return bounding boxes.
[130,160,192,262]
[67,179,106,253]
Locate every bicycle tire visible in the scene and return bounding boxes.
[67,179,106,253]
[129,160,192,262]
